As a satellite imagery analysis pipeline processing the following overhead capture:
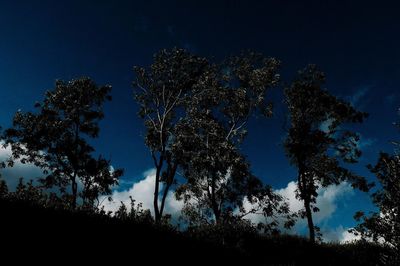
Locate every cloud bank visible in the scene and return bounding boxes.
[101,168,359,242]
[276,181,358,242]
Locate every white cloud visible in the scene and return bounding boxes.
[242,180,355,240]
[276,180,353,223]
[0,144,44,190]
[339,228,361,243]
[321,225,361,243]
[348,86,370,108]
[100,168,184,218]
[315,182,354,223]
[275,181,303,214]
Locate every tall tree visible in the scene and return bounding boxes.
[4,78,123,209]
[133,48,208,223]
[284,65,371,243]
[175,52,286,227]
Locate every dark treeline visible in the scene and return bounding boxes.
[0,48,398,265]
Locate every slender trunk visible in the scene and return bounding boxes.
[210,175,221,224]
[304,196,315,243]
[71,173,78,209]
[213,204,221,224]
[153,152,164,223]
[159,163,177,218]
[298,160,315,243]
[71,121,79,210]
[154,170,161,222]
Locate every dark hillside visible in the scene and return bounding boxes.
[0,198,383,265]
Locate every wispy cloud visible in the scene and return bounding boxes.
[357,136,377,152]
[347,86,371,108]
[384,93,398,106]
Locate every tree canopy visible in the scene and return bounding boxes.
[4,77,123,209]
[174,52,288,228]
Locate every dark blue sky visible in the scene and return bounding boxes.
[1,0,399,238]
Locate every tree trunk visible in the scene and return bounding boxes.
[304,196,315,243]
[298,161,315,243]
[153,155,164,223]
[159,163,177,219]
[71,174,78,209]
[72,122,80,210]
[210,176,221,224]
[154,173,161,223]
[213,206,221,224]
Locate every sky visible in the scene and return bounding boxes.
[1,0,400,241]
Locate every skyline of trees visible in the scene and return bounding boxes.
[0,48,397,251]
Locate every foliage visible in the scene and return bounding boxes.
[353,152,400,264]
[0,177,8,198]
[4,77,123,209]
[284,64,371,243]
[173,51,290,228]
[114,196,153,224]
[133,48,209,222]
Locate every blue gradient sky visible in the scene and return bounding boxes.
[1,0,399,238]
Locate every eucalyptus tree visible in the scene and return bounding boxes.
[174,52,287,227]
[133,48,209,223]
[4,78,123,209]
[284,65,371,243]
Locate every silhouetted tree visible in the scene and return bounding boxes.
[284,65,371,243]
[13,178,47,203]
[114,196,153,224]
[175,52,288,228]
[4,78,123,209]
[0,177,8,198]
[353,114,400,264]
[133,48,208,223]
[81,156,123,208]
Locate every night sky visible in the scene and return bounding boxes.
[1,0,399,240]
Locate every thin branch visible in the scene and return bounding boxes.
[146,115,157,130]
[162,84,166,108]
[165,89,182,116]
[136,80,148,94]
